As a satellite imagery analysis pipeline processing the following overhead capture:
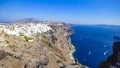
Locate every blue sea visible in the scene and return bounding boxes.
[71,25,120,68]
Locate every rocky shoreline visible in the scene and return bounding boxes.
[69,48,75,63]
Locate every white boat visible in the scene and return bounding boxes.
[88,51,91,55]
[103,45,107,47]
[104,51,107,55]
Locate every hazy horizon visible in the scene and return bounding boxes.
[0,0,120,25]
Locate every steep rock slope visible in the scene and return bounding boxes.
[0,21,87,68]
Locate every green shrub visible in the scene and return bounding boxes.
[23,36,32,42]
[5,40,10,44]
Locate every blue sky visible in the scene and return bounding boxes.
[0,0,120,24]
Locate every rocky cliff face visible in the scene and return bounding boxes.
[0,20,87,68]
[99,41,120,68]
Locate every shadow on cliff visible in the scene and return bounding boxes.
[99,41,120,68]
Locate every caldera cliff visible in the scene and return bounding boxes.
[0,19,87,68]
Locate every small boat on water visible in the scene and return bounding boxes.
[103,45,107,48]
[88,51,91,55]
[113,35,120,40]
[104,51,107,55]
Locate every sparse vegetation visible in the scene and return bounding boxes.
[23,36,32,42]
[19,32,24,36]
[5,40,10,44]
[41,37,50,46]
[40,33,51,46]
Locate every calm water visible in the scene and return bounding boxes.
[71,25,120,68]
